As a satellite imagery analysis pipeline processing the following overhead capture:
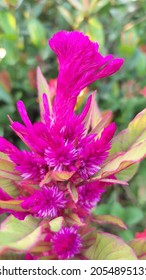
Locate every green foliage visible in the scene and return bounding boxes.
[0,215,41,253]
[84,232,137,260]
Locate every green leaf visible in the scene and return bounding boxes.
[109,202,125,221]
[95,109,146,179]
[40,170,75,185]
[82,92,98,133]
[27,18,46,47]
[49,216,64,232]
[118,229,134,242]
[0,215,41,253]
[90,111,113,137]
[117,163,139,181]
[0,199,25,212]
[84,232,137,260]
[92,214,127,230]
[67,0,83,11]
[89,0,109,13]
[0,156,20,181]
[0,11,17,36]
[87,17,105,51]
[0,178,19,197]
[0,85,13,104]
[129,239,146,260]
[136,52,146,76]
[58,6,74,26]
[1,40,19,65]
[112,108,146,152]
[67,183,78,203]
[94,204,110,215]
[124,207,144,226]
[66,213,85,227]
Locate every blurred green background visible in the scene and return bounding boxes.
[0,0,146,240]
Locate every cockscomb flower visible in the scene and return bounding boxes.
[0,31,123,223]
[0,31,125,260]
[52,226,82,259]
[21,185,67,218]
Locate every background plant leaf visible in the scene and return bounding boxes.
[84,232,137,260]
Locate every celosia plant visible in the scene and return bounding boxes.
[1,31,146,260]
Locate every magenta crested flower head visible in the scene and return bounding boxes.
[21,185,67,218]
[77,181,105,212]
[49,31,124,117]
[0,30,125,259]
[52,226,82,259]
[0,30,124,200]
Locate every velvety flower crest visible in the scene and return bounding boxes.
[77,181,105,211]
[49,30,124,117]
[52,226,82,259]
[21,186,67,218]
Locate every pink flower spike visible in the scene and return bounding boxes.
[0,137,18,156]
[42,93,51,125]
[77,181,105,211]
[78,94,93,122]
[52,226,82,259]
[100,122,116,143]
[21,186,67,218]
[17,100,32,128]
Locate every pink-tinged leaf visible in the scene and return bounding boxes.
[83,232,137,260]
[0,170,20,181]
[0,252,25,260]
[111,108,146,153]
[128,239,146,260]
[0,157,15,173]
[116,163,139,182]
[90,111,113,138]
[49,216,65,232]
[0,178,19,197]
[80,92,96,134]
[30,242,51,254]
[65,213,85,226]
[40,170,75,186]
[90,177,128,186]
[91,94,102,129]
[92,215,127,230]
[51,170,75,181]
[67,183,78,203]
[0,199,25,212]
[0,152,9,160]
[40,171,51,186]
[0,156,20,181]
[0,215,41,253]
[95,109,146,179]
[36,67,52,120]
[100,178,128,185]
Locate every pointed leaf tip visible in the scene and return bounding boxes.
[36,67,52,120]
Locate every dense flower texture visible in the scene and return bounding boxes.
[0,31,124,259]
[52,226,82,259]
